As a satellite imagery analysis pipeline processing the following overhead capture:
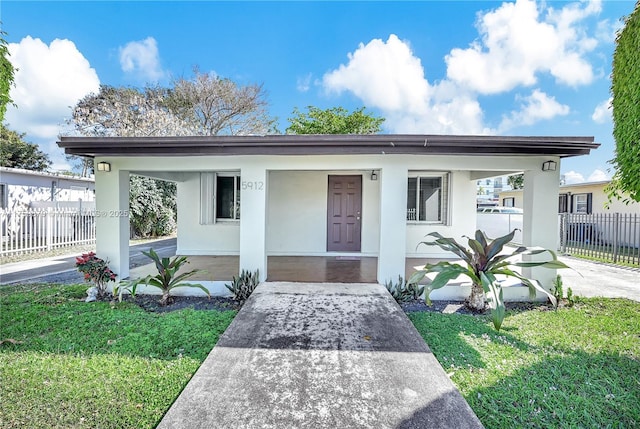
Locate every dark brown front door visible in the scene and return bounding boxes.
[327,175,362,252]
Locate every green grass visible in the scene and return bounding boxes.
[0,283,236,429]
[409,299,640,428]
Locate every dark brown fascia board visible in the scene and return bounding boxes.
[57,134,599,158]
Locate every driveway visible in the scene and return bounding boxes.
[558,256,640,302]
[157,282,484,429]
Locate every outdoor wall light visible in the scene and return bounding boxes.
[96,161,111,172]
[542,160,557,172]
[370,170,378,181]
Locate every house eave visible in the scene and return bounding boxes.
[57,134,599,158]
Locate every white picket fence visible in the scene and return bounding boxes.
[0,208,96,257]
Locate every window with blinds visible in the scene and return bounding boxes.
[406,172,450,224]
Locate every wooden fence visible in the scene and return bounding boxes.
[0,209,96,257]
[559,213,640,267]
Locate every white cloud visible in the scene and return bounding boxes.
[499,89,570,131]
[563,170,585,184]
[587,168,609,182]
[6,36,100,140]
[296,73,312,92]
[322,35,489,134]
[591,97,612,123]
[445,0,599,94]
[119,37,164,82]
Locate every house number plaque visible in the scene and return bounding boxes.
[241,181,264,191]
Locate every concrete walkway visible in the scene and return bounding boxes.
[158,282,483,429]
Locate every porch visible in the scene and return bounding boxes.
[129,254,537,301]
[130,255,447,284]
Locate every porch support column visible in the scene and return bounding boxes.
[377,164,408,283]
[522,163,561,291]
[95,167,130,280]
[239,165,267,281]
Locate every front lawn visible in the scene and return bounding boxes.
[0,284,236,429]
[409,298,640,428]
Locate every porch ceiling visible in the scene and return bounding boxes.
[58,134,599,158]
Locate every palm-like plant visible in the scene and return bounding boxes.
[408,229,569,330]
[126,249,210,305]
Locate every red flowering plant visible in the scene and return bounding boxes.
[75,252,117,298]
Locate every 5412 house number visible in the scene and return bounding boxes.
[241,181,264,191]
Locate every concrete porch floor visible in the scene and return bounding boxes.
[129,255,440,284]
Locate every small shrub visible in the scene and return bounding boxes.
[225,269,260,303]
[551,275,564,308]
[75,252,117,298]
[566,287,577,307]
[385,275,424,303]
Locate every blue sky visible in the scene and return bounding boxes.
[2,0,635,183]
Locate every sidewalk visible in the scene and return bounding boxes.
[157,282,484,429]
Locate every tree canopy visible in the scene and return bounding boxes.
[169,69,275,135]
[0,124,51,171]
[66,72,275,237]
[507,174,524,190]
[286,106,384,135]
[0,26,16,123]
[609,1,640,203]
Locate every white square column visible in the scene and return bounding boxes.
[95,167,130,280]
[377,164,408,283]
[522,163,561,290]
[239,166,268,281]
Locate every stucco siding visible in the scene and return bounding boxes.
[406,170,477,257]
[176,173,240,255]
[266,170,380,255]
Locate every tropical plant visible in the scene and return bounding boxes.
[225,269,260,303]
[408,229,568,330]
[125,249,210,305]
[385,275,425,303]
[75,252,117,298]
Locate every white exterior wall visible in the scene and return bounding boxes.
[523,165,562,291]
[267,170,380,255]
[95,154,555,286]
[176,173,240,255]
[406,170,477,257]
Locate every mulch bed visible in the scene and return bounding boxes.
[114,294,243,312]
[109,293,553,315]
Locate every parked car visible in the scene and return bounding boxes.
[477,206,523,214]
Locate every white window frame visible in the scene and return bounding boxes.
[200,172,241,224]
[573,193,588,214]
[406,172,450,225]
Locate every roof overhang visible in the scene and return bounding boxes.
[57,134,599,158]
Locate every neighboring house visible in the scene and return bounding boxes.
[499,180,640,215]
[0,167,95,211]
[58,134,598,297]
[476,176,507,207]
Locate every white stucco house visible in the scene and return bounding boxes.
[0,166,95,211]
[57,134,598,298]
